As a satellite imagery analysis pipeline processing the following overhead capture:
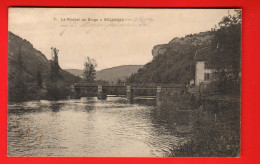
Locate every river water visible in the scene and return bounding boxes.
[8,97,192,157]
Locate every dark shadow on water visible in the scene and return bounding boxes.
[8,102,42,115]
[83,105,96,112]
[133,97,156,106]
[110,96,156,106]
[8,101,67,115]
[50,103,64,113]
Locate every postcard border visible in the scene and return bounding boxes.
[1,0,260,163]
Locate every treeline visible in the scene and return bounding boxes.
[208,10,241,95]
[8,45,81,102]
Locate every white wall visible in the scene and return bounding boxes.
[195,61,213,86]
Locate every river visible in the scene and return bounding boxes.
[8,97,192,157]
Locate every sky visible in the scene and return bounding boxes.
[8,8,234,70]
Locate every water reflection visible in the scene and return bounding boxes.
[50,103,64,112]
[8,97,191,157]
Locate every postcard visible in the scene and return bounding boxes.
[8,8,241,157]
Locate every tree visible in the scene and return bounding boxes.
[46,47,70,100]
[37,67,43,88]
[210,10,241,94]
[12,43,27,101]
[50,47,60,82]
[116,79,122,85]
[83,57,97,83]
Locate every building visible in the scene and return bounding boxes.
[194,46,214,86]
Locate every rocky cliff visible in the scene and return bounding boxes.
[152,31,213,58]
[127,31,214,84]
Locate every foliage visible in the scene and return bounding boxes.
[8,44,28,102]
[46,81,70,100]
[127,49,195,84]
[46,47,74,100]
[59,70,81,83]
[94,79,110,85]
[210,10,241,94]
[127,10,241,96]
[172,100,240,157]
[37,68,43,88]
[8,43,47,101]
[49,47,61,82]
[116,79,125,85]
[8,33,82,102]
[8,32,81,86]
[83,57,97,83]
[126,30,214,84]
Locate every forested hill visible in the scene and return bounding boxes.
[66,65,143,84]
[126,31,214,84]
[96,65,143,83]
[8,31,80,85]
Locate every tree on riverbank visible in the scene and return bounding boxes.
[210,10,241,94]
[49,47,61,82]
[10,44,28,102]
[83,57,97,83]
[37,67,43,88]
[46,47,70,100]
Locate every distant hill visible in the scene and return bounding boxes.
[127,31,214,84]
[96,65,143,83]
[66,65,143,83]
[8,31,80,85]
[65,69,84,78]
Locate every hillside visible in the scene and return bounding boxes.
[8,31,80,85]
[127,31,214,84]
[66,65,143,83]
[96,65,143,83]
[65,69,84,78]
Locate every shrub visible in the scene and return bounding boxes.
[46,81,70,100]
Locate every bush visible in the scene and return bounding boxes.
[46,81,70,100]
[172,101,240,157]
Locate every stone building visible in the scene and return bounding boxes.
[194,46,214,86]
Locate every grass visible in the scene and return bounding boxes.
[171,98,240,157]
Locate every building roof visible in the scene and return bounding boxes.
[194,46,213,61]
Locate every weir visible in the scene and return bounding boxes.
[156,86,162,107]
[97,85,107,100]
[69,83,187,105]
[126,86,133,103]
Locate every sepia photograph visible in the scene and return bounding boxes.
[7,8,241,157]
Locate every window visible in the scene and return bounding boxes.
[204,73,210,80]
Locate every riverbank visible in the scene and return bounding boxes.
[171,95,240,157]
[8,81,71,102]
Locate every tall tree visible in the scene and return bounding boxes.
[50,47,60,82]
[210,10,241,94]
[83,57,97,83]
[46,47,70,100]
